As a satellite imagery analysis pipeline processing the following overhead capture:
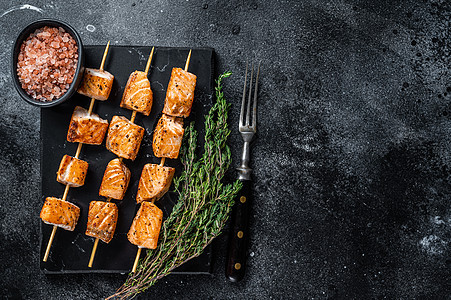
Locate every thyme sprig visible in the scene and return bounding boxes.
[108,72,241,299]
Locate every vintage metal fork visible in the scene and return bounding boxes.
[226,61,260,282]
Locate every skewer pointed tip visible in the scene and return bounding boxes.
[144,46,155,75]
[132,247,142,273]
[88,238,100,268]
[184,49,192,72]
[100,41,111,71]
[43,225,57,262]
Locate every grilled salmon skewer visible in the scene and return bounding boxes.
[87,48,155,268]
[130,50,194,273]
[122,46,155,122]
[72,41,113,156]
[162,62,197,118]
[152,49,196,162]
[137,50,194,207]
[86,201,119,244]
[104,48,155,161]
[128,158,171,271]
[87,157,131,268]
[41,42,112,262]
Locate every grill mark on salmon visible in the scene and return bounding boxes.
[162,67,197,118]
[152,114,184,159]
[99,158,131,200]
[106,116,145,160]
[136,164,175,203]
[120,71,153,115]
[85,201,118,243]
[127,201,163,249]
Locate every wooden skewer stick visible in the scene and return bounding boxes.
[43,42,111,263]
[74,143,83,159]
[184,49,192,72]
[100,41,111,71]
[132,48,169,273]
[129,47,155,124]
[43,226,57,262]
[62,184,70,201]
[87,97,96,115]
[88,238,100,268]
[88,41,111,115]
[144,47,155,75]
[132,247,142,273]
[130,111,137,123]
[81,41,112,155]
[155,50,192,170]
[132,50,192,269]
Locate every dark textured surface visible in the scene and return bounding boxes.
[0,1,450,299]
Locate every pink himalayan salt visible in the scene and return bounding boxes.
[16,26,78,102]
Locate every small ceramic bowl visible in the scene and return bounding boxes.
[11,19,84,107]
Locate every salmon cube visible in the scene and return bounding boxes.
[85,201,118,243]
[77,68,114,101]
[40,197,80,231]
[136,164,175,203]
[106,116,145,160]
[56,155,89,187]
[67,106,109,145]
[152,114,184,159]
[120,71,153,115]
[162,67,197,118]
[99,158,131,200]
[127,202,163,249]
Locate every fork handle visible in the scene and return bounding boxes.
[226,179,252,282]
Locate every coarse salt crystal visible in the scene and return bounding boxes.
[16,26,78,102]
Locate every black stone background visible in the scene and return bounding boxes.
[0,1,449,299]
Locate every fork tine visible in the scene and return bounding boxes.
[246,63,254,126]
[240,61,248,127]
[252,62,260,129]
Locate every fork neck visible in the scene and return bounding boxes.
[237,141,252,181]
